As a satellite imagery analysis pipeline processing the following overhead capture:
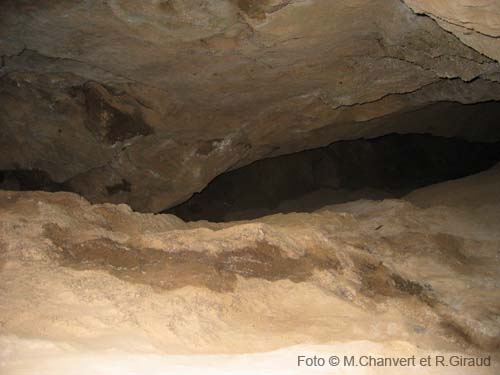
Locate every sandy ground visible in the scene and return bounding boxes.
[1,164,499,374]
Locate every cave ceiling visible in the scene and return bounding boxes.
[1,0,500,212]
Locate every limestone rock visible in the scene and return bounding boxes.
[0,166,499,365]
[2,0,500,211]
[403,0,500,62]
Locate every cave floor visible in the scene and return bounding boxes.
[1,164,500,374]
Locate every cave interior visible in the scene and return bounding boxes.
[1,0,500,374]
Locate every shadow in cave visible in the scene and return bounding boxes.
[0,169,64,192]
[167,133,500,222]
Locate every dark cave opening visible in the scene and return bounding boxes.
[167,133,500,222]
[1,134,500,222]
[0,169,64,192]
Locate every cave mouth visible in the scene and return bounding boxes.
[167,133,500,222]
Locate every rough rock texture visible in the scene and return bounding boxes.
[403,0,500,62]
[2,0,500,212]
[1,164,500,373]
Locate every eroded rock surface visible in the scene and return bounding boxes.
[2,0,500,211]
[403,0,500,62]
[1,165,500,368]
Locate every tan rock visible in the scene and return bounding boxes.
[403,0,500,61]
[1,167,500,360]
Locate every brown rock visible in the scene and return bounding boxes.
[1,0,500,212]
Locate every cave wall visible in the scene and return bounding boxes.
[2,0,500,212]
[403,0,500,62]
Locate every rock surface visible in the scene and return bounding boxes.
[2,0,500,211]
[1,164,499,373]
[403,0,500,62]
